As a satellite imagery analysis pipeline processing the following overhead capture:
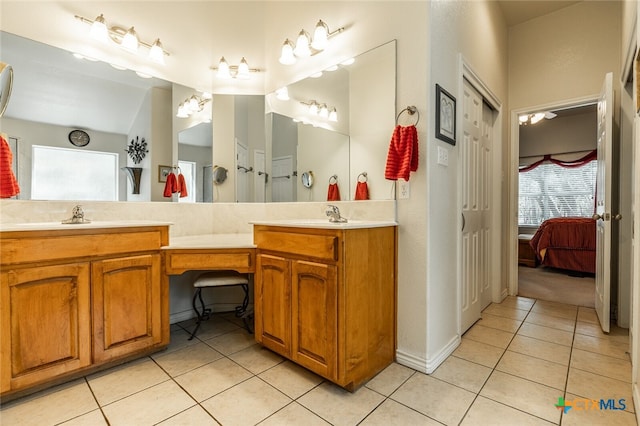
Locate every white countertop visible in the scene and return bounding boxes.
[0,221,173,233]
[250,219,398,229]
[163,233,255,249]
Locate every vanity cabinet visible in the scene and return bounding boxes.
[254,224,397,391]
[0,225,169,399]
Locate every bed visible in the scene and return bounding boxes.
[529,217,596,274]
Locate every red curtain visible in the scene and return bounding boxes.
[518,149,597,173]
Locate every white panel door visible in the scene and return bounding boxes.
[594,72,614,333]
[460,80,488,333]
[236,139,249,203]
[272,156,293,202]
[253,150,266,203]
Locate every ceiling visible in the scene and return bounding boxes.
[497,0,582,26]
[2,1,586,136]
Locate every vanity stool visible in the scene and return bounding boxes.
[188,271,252,340]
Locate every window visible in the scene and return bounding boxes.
[32,145,118,201]
[518,160,597,226]
[177,160,196,203]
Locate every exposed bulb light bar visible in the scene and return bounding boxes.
[176,94,211,118]
[300,100,338,122]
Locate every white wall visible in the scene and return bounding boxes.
[426,0,508,371]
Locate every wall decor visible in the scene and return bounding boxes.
[126,136,148,164]
[158,165,171,183]
[435,84,456,146]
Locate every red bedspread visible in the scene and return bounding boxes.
[529,217,596,274]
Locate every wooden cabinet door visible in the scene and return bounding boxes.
[255,254,291,357]
[0,263,91,392]
[291,260,338,380]
[92,254,162,363]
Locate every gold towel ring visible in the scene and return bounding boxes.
[396,105,419,126]
[358,172,368,183]
[329,174,338,184]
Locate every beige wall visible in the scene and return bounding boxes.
[509,1,622,112]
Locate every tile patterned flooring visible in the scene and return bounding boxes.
[1,297,637,425]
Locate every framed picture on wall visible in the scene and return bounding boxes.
[435,84,456,145]
[158,165,171,183]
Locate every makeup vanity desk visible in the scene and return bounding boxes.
[162,234,256,275]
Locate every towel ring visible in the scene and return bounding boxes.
[358,172,368,183]
[329,174,338,184]
[396,105,419,126]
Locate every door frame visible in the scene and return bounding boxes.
[457,55,503,335]
[507,94,599,297]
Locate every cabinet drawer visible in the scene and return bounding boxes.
[254,230,338,262]
[1,229,166,265]
[164,250,255,274]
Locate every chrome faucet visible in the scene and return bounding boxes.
[62,204,91,224]
[326,204,348,223]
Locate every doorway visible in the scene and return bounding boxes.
[516,103,598,307]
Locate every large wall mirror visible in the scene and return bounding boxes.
[0,31,395,203]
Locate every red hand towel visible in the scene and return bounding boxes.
[327,183,341,201]
[354,181,369,200]
[0,135,20,198]
[385,125,418,181]
[177,173,188,198]
[163,172,177,197]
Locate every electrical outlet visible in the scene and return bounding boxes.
[399,180,410,199]
[437,146,449,166]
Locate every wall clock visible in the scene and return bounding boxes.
[68,129,90,147]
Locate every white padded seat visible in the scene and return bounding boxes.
[189,271,251,340]
[193,271,249,288]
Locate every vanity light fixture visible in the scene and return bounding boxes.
[279,19,345,65]
[75,14,170,65]
[211,57,261,79]
[176,94,211,118]
[301,100,337,122]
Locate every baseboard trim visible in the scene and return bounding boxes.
[396,349,428,374]
[633,383,640,425]
[425,335,461,374]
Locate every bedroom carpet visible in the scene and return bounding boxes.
[518,265,595,308]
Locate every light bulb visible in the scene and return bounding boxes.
[530,112,545,124]
[89,14,108,42]
[275,87,289,101]
[319,104,329,118]
[294,30,311,57]
[217,57,231,79]
[279,39,296,65]
[311,19,329,50]
[329,108,338,122]
[188,96,200,113]
[237,57,250,79]
[149,39,165,64]
[519,114,529,124]
[176,104,189,118]
[121,27,139,52]
[309,102,319,115]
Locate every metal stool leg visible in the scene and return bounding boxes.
[189,288,203,340]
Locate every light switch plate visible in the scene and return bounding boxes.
[399,180,410,199]
[437,146,449,166]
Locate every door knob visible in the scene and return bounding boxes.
[613,213,622,221]
[592,213,602,221]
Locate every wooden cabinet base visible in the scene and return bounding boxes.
[1,225,169,400]
[254,225,397,391]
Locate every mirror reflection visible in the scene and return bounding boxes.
[0,31,395,203]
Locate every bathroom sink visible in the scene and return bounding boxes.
[250,219,398,229]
